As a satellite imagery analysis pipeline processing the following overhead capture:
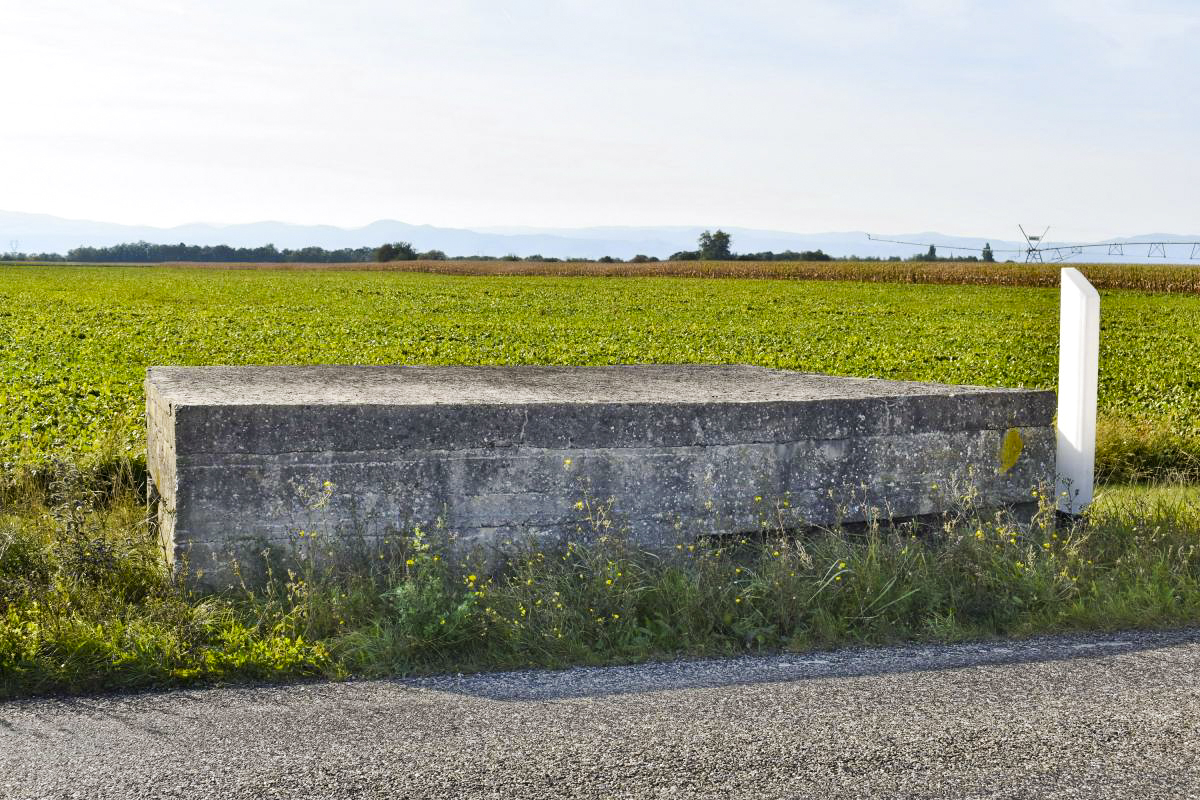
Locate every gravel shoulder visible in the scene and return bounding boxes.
[3,629,1199,799]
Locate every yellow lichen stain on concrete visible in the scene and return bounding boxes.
[998,428,1023,474]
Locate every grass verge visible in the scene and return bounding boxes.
[1097,414,1200,483]
[2,478,1198,700]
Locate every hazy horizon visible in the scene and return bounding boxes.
[3,1,1198,243]
[6,208,1200,262]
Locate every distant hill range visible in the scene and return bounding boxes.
[3,210,1199,263]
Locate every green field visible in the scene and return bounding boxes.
[3,264,1199,699]
[2,265,1199,479]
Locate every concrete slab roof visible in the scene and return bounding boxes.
[146,365,1040,407]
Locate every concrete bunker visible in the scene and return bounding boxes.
[145,365,1055,586]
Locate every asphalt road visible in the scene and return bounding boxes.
[3,629,1199,799]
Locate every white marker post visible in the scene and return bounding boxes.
[1056,268,1100,514]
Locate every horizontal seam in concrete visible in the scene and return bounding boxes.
[176,501,1045,545]
[173,426,1052,459]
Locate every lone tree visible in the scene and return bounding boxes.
[698,229,733,260]
[982,242,995,262]
[375,241,418,262]
[926,244,937,261]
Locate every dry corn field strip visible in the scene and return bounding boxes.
[9,259,1200,293]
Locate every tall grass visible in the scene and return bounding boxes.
[2,475,1198,700]
[1097,414,1200,483]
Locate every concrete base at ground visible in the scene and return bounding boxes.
[145,365,1055,586]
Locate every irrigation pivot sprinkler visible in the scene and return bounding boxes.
[1019,225,1049,263]
[1056,268,1099,515]
[865,229,1200,263]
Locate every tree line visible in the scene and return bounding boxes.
[9,242,381,263]
[0,230,999,264]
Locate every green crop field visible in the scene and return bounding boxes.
[3,264,1200,700]
[2,264,1199,480]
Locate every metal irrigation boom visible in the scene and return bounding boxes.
[865,227,1200,263]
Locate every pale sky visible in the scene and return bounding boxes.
[1,0,1197,240]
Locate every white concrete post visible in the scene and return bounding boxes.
[1056,268,1100,513]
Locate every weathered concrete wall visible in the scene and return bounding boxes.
[145,365,1055,586]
